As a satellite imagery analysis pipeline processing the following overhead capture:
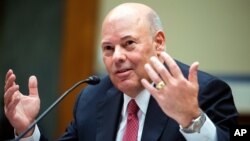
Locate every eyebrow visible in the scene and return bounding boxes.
[101,41,111,45]
[122,36,140,44]
[121,35,135,41]
[101,39,112,46]
[101,35,137,45]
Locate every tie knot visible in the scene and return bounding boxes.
[127,99,139,115]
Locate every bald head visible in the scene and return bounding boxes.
[102,3,163,35]
[101,3,166,97]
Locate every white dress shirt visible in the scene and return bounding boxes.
[115,89,150,141]
[115,89,218,141]
[17,89,218,141]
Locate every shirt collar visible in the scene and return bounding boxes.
[122,89,151,116]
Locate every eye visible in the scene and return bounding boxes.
[102,45,114,56]
[125,40,135,46]
[123,40,136,51]
[103,45,113,51]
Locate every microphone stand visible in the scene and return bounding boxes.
[14,79,89,141]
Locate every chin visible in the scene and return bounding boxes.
[117,79,140,93]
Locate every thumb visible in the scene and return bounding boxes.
[28,75,39,97]
[188,61,199,84]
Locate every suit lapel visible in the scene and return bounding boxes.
[141,97,169,141]
[96,86,123,141]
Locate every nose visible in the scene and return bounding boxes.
[113,46,126,65]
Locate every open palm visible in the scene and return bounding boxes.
[4,69,40,135]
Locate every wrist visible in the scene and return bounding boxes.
[15,125,40,140]
[180,109,206,133]
[15,127,35,138]
[180,108,201,128]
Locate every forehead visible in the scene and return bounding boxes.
[101,14,150,44]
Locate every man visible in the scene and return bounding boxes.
[4,2,238,141]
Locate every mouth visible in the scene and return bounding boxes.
[115,68,132,74]
[114,68,132,78]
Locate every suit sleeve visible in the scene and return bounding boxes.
[57,91,84,141]
[198,78,238,141]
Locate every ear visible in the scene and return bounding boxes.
[153,31,166,55]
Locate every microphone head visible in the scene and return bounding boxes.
[86,75,100,85]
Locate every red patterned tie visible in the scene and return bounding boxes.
[122,99,139,141]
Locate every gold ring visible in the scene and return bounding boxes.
[156,81,165,90]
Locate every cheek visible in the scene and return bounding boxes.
[103,57,112,71]
[131,55,148,73]
[134,51,150,65]
[132,51,153,76]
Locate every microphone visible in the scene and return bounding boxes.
[84,75,100,85]
[14,75,100,141]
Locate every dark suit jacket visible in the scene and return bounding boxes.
[57,61,238,141]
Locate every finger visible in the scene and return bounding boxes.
[141,79,167,115]
[28,75,39,97]
[188,62,199,84]
[144,63,162,84]
[150,56,172,83]
[5,92,21,114]
[4,85,19,105]
[160,52,182,78]
[5,69,13,83]
[5,73,16,92]
[141,79,158,99]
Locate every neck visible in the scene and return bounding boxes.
[125,87,144,98]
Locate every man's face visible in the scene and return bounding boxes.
[101,16,158,96]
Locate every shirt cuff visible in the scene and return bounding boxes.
[179,114,218,141]
[15,125,41,141]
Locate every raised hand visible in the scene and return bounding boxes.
[4,69,40,136]
[141,52,200,127]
